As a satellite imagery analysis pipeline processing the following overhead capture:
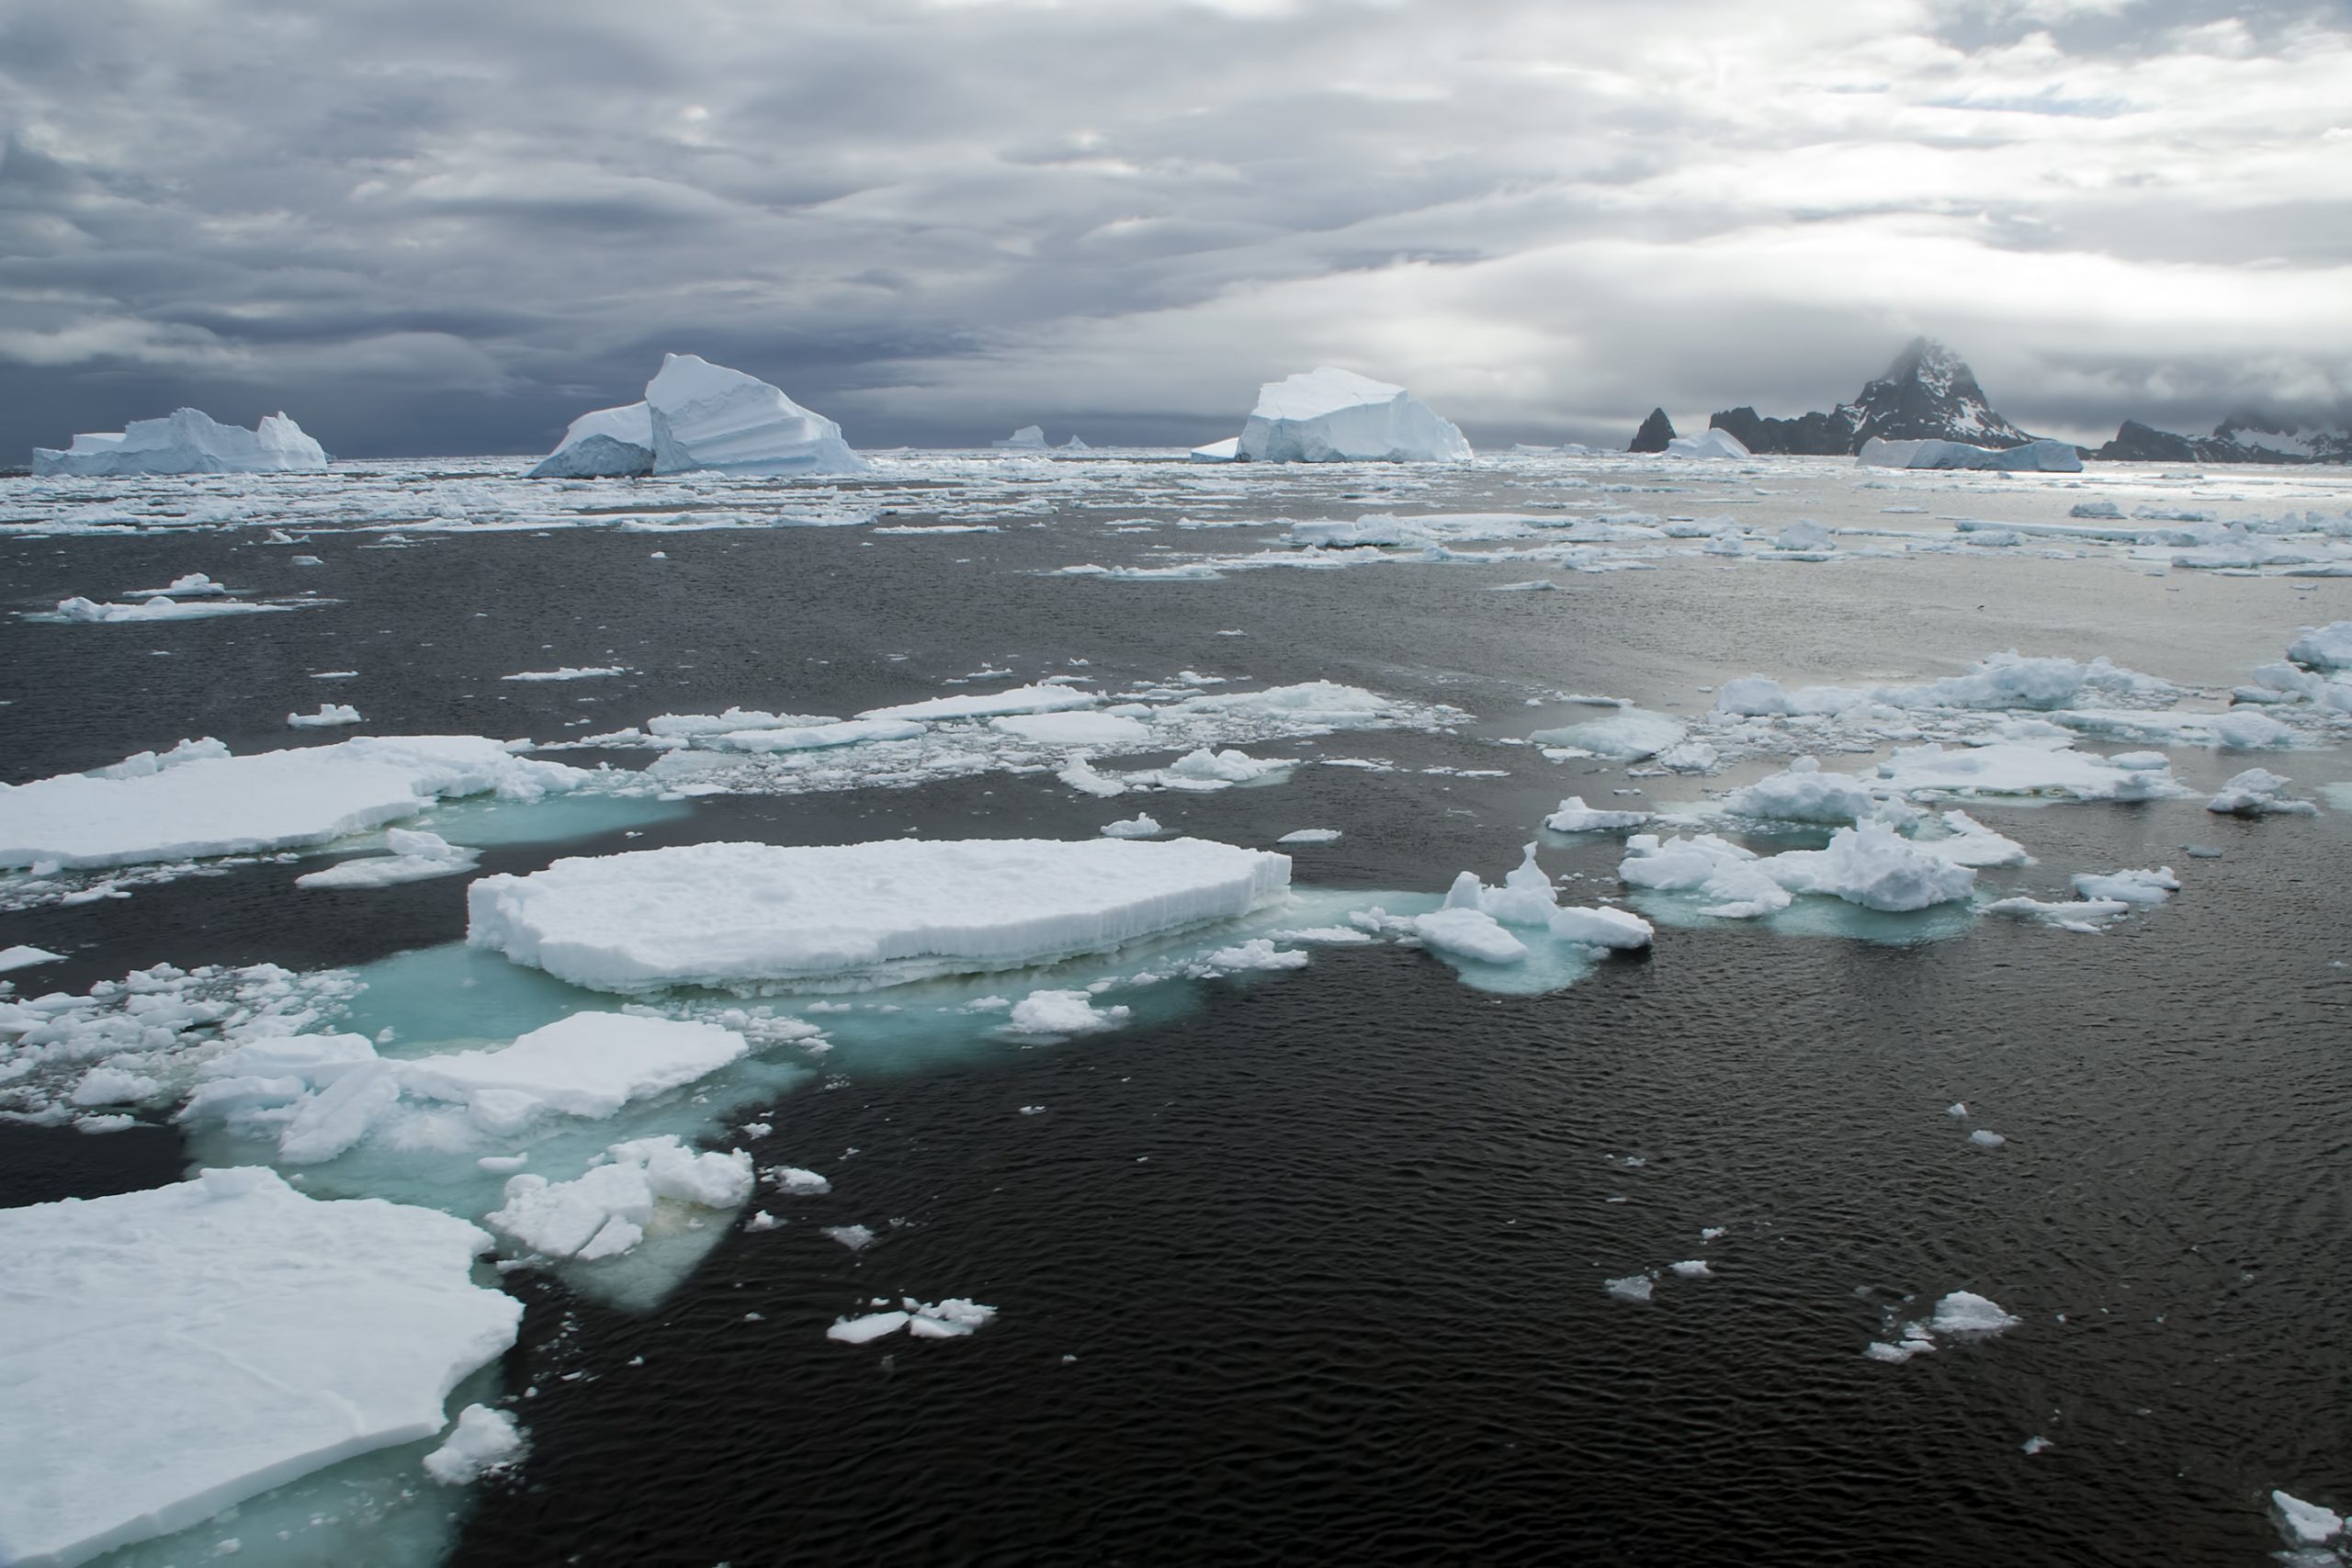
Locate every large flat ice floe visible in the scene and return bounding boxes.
[31,408,328,476]
[529,354,865,479]
[0,735,588,871]
[0,1167,519,1567]
[1236,368,1472,463]
[469,837,1294,993]
[1858,435,2082,473]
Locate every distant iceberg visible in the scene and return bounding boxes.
[1665,427,1751,460]
[1858,436,2082,473]
[1235,367,1472,463]
[1190,436,1240,463]
[991,424,1047,451]
[528,354,865,479]
[32,408,328,477]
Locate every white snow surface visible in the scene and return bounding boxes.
[0,1167,518,1567]
[400,1011,750,1123]
[0,735,587,871]
[1544,796,1650,832]
[1238,368,1472,463]
[468,837,1294,993]
[32,408,328,476]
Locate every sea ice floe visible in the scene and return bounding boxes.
[1544,796,1651,832]
[468,837,1293,993]
[1005,987,1132,1034]
[288,702,365,728]
[503,665,631,682]
[0,1168,518,1566]
[2273,1490,2346,1546]
[400,1012,750,1126]
[1623,818,1979,919]
[2208,767,2319,817]
[0,735,586,871]
[487,1134,753,1260]
[1532,708,1686,761]
[42,593,301,624]
[1101,813,1164,838]
[829,1298,998,1344]
[1604,1274,1656,1303]
[0,942,64,973]
[1277,828,1342,843]
[1866,1289,2021,1364]
[2288,620,2352,671]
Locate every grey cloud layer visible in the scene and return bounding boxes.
[2,0,2346,457]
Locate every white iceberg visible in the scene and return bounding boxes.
[0,735,586,872]
[0,1168,518,1567]
[1664,427,1751,459]
[991,424,1047,450]
[1857,436,2083,473]
[528,354,865,479]
[1189,436,1240,463]
[1237,367,1472,463]
[31,408,328,477]
[468,837,1294,993]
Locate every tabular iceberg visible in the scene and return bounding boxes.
[1858,435,2083,473]
[1236,368,1472,463]
[31,408,328,476]
[992,424,1047,450]
[0,1168,519,1567]
[467,837,1294,993]
[527,354,865,479]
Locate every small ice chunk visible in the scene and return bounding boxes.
[422,1404,525,1485]
[1006,988,1132,1034]
[401,1012,749,1122]
[1546,905,1654,950]
[745,1211,779,1232]
[826,1311,910,1344]
[2208,768,2317,817]
[769,1167,831,1195]
[0,943,66,973]
[1604,1274,1655,1303]
[1411,908,1530,964]
[822,1224,876,1251]
[1531,708,1686,761]
[1971,1129,2007,1148]
[1948,1102,1967,1117]
[287,704,364,728]
[2272,1490,2346,1545]
[1101,813,1164,839]
[1668,1260,1712,1279]
[1277,828,1342,843]
[1929,1291,2020,1335]
[2070,867,2178,907]
[1543,795,1649,832]
[486,1136,752,1259]
[2021,1436,2053,1456]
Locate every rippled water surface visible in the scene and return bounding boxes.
[3,452,2347,1567]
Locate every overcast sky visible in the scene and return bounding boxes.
[4,0,2347,457]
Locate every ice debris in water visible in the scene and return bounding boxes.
[0,735,586,872]
[2287,621,2352,671]
[0,943,65,973]
[1419,843,1656,964]
[295,827,480,889]
[822,1224,877,1251]
[2207,768,2318,817]
[1277,828,1342,843]
[1971,1129,2007,1148]
[1604,1274,1656,1303]
[487,1135,753,1262]
[1866,1290,2020,1363]
[2273,1491,2346,1546]
[1623,819,1976,917]
[467,837,1292,994]
[2071,867,2179,906]
[1713,650,2173,717]
[0,1168,518,1565]
[288,702,364,728]
[1005,987,1132,1034]
[1544,796,1650,832]
[830,1298,998,1343]
[1100,813,1164,839]
[1532,708,1687,761]
[422,1404,526,1485]
[1669,1260,1713,1279]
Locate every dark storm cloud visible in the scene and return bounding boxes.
[1,0,2346,457]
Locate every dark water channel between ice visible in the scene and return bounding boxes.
[2,462,2347,1566]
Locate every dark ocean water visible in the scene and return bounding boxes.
[2,460,2347,1566]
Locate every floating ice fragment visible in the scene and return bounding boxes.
[1971,1130,2007,1148]
[2272,1490,2346,1545]
[0,1168,518,1565]
[2208,768,2317,817]
[401,1012,748,1124]
[295,828,480,889]
[423,1404,526,1485]
[1669,1260,1713,1279]
[1006,988,1132,1034]
[827,1310,908,1343]
[2021,1436,2053,1455]
[1410,908,1530,964]
[1929,1291,2021,1335]
[1604,1274,1655,1303]
[1544,796,1649,832]
[0,943,66,973]
[1101,814,1164,839]
[288,703,364,728]
[2070,867,2178,906]
[488,1136,752,1260]
[1277,828,1342,843]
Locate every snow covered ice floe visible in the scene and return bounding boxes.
[1532,707,1687,761]
[468,837,1293,993]
[0,1168,518,1567]
[399,1012,749,1127]
[31,407,328,476]
[43,592,302,624]
[528,354,865,478]
[0,735,587,871]
[1236,367,1472,463]
[1620,818,1981,919]
[288,702,364,728]
[1544,796,1651,832]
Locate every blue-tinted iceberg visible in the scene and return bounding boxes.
[1858,435,2082,472]
[32,408,328,476]
[528,354,865,478]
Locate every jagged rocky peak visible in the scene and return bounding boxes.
[2095,410,2352,466]
[1628,408,1675,453]
[1708,337,2038,455]
[1846,337,2032,449]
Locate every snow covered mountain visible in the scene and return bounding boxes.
[2095,412,2352,465]
[1702,339,2040,456]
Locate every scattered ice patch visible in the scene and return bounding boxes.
[288,703,364,728]
[2208,768,2318,817]
[295,828,480,889]
[487,1135,753,1261]
[503,666,631,682]
[1005,988,1132,1034]
[422,1404,526,1486]
[1277,828,1341,843]
[1101,813,1164,839]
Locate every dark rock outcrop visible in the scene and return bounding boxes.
[2093,413,2352,465]
[1708,338,2041,456]
[1628,408,1675,453]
